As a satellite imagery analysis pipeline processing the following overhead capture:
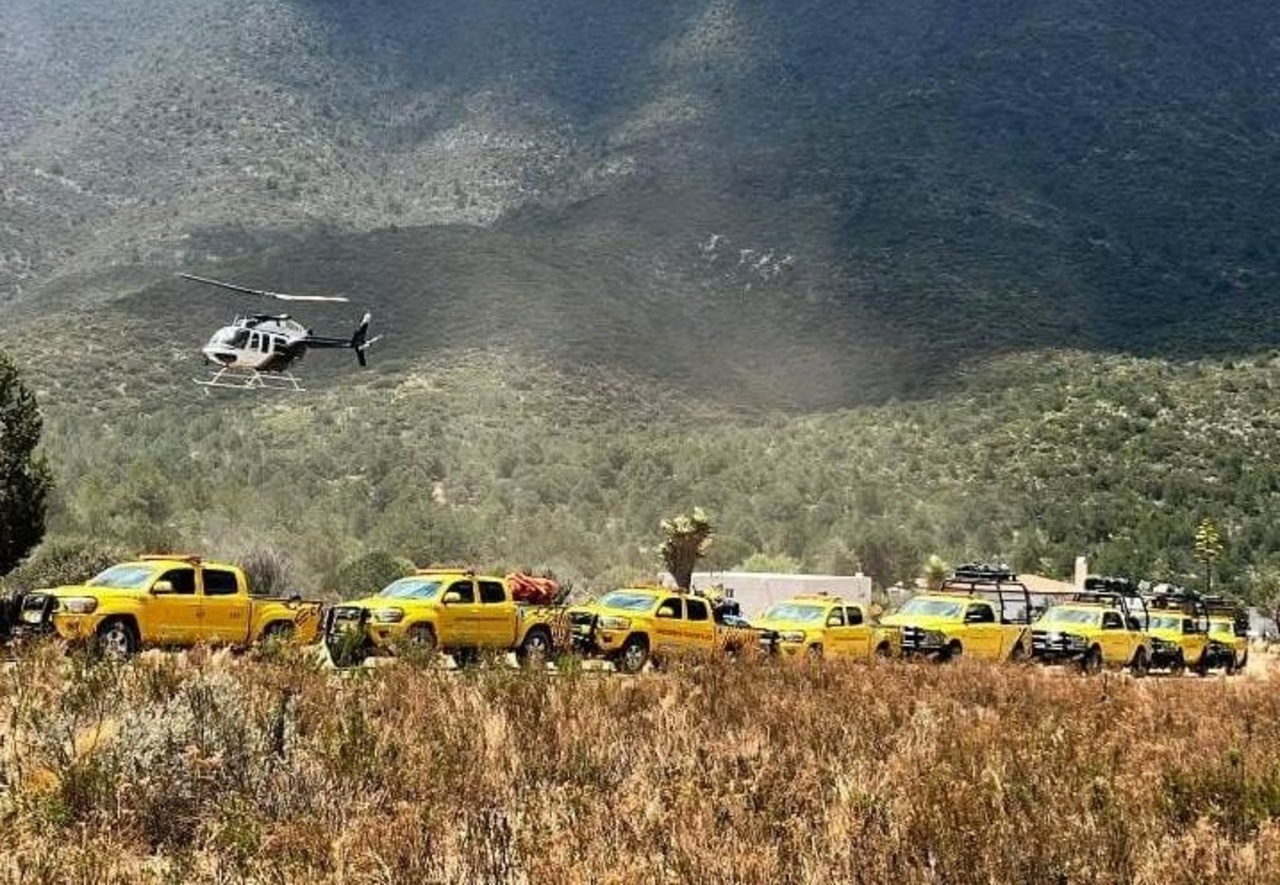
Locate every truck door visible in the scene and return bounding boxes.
[439,579,480,645]
[822,605,848,655]
[963,602,1000,658]
[198,567,249,642]
[147,567,201,644]
[476,579,516,648]
[683,596,715,652]
[653,596,684,653]
[1100,611,1127,661]
[845,605,871,658]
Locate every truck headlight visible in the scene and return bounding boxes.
[61,597,98,615]
[370,608,404,624]
[1065,634,1087,650]
[597,616,631,631]
[780,630,807,644]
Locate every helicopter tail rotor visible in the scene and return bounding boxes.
[351,312,380,367]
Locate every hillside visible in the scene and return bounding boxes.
[3,1,1280,596]
[3,0,1279,383]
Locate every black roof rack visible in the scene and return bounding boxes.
[949,563,1020,583]
[1082,575,1143,596]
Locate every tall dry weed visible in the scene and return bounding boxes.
[0,647,1277,883]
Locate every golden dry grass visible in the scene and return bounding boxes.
[0,645,1278,883]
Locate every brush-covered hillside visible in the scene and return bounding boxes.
[2,0,1280,596]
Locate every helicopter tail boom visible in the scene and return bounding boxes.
[303,313,379,366]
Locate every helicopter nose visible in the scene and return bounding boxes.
[202,343,237,365]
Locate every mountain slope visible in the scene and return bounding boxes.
[1,0,1277,402]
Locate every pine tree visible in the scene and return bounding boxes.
[0,351,52,576]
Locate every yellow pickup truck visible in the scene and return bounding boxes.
[572,586,777,673]
[753,594,898,659]
[1030,578,1153,674]
[880,564,1033,662]
[15,554,323,657]
[321,568,571,666]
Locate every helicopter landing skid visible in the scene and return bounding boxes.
[193,368,306,392]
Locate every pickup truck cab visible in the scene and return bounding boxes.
[754,594,898,659]
[880,564,1032,662]
[16,554,323,657]
[575,587,775,673]
[322,568,568,666]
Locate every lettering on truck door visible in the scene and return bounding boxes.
[200,567,247,642]
[477,579,514,647]
[149,566,201,644]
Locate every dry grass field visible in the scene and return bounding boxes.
[1,645,1278,884]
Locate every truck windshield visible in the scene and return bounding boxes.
[86,565,157,589]
[897,598,963,618]
[1148,615,1182,631]
[760,604,826,623]
[377,578,444,600]
[1208,618,1236,636]
[1039,608,1100,626]
[597,591,659,612]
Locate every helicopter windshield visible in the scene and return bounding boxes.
[210,326,246,346]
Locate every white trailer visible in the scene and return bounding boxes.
[682,570,874,617]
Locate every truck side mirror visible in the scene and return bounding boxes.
[150,580,174,595]
[442,591,462,604]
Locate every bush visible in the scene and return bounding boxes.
[333,550,415,600]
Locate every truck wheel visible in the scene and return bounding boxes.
[517,628,553,668]
[942,640,962,663]
[1008,643,1027,663]
[261,621,295,643]
[616,636,649,674]
[96,619,138,660]
[875,641,893,659]
[807,644,824,660]
[1129,647,1149,678]
[1081,647,1103,675]
[407,624,437,650]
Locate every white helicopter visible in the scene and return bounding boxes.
[179,272,379,391]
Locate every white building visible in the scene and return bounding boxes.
[679,570,874,616]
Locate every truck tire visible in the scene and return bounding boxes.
[1081,647,1103,675]
[260,621,295,642]
[1129,646,1149,678]
[1008,643,1027,663]
[875,641,893,659]
[615,636,649,674]
[96,618,139,660]
[807,643,824,660]
[942,640,962,662]
[407,624,437,650]
[517,627,552,668]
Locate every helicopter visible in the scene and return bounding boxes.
[179,272,379,391]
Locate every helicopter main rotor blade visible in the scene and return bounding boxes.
[178,272,349,303]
